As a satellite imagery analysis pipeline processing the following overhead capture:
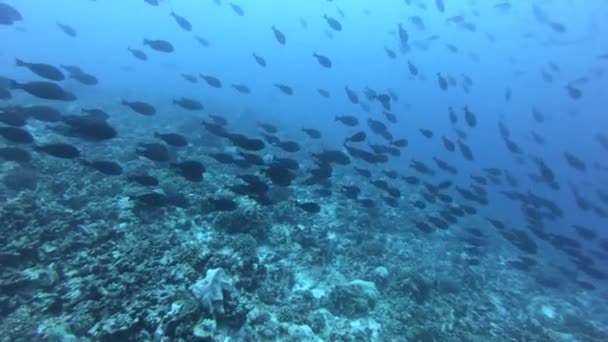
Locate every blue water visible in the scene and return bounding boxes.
[1,0,607,340]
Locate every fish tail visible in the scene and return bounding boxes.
[15,58,24,66]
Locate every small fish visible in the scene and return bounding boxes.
[252,53,266,67]
[335,115,359,126]
[143,39,174,53]
[464,106,477,127]
[171,160,205,182]
[195,36,209,47]
[344,87,359,104]
[391,138,408,148]
[317,89,330,98]
[232,84,251,94]
[566,84,582,99]
[181,73,198,83]
[407,60,419,75]
[57,23,77,37]
[200,74,222,88]
[34,142,80,159]
[122,99,156,116]
[137,143,170,162]
[302,128,321,139]
[442,136,455,152]
[154,132,188,147]
[229,3,244,16]
[297,201,321,213]
[170,12,192,31]
[128,47,147,61]
[208,197,238,211]
[15,59,65,81]
[0,126,34,144]
[345,131,366,143]
[173,97,204,111]
[0,3,22,25]
[384,47,396,59]
[437,73,448,90]
[275,83,293,95]
[313,53,332,68]
[323,15,342,31]
[272,26,286,45]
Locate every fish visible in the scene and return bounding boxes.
[407,61,419,75]
[277,140,300,153]
[0,3,22,25]
[122,99,156,116]
[81,160,123,175]
[464,106,477,127]
[344,87,359,104]
[420,129,433,139]
[143,39,174,53]
[208,197,238,211]
[57,23,77,37]
[136,142,170,162]
[297,201,321,213]
[384,47,396,59]
[128,47,147,61]
[154,132,188,147]
[195,36,209,47]
[252,53,266,67]
[398,23,409,45]
[0,109,27,126]
[442,136,455,152]
[0,126,34,143]
[264,162,295,186]
[9,80,75,101]
[258,122,278,134]
[548,21,566,33]
[391,138,408,148]
[227,133,265,151]
[312,150,350,165]
[170,12,192,31]
[173,97,204,111]
[435,0,445,12]
[271,26,286,45]
[323,14,342,31]
[70,72,98,85]
[232,84,250,94]
[181,74,198,83]
[0,87,11,100]
[0,146,31,163]
[127,174,159,186]
[144,0,159,6]
[229,3,244,16]
[437,73,448,90]
[209,153,234,165]
[317,89,330,98]
[16,59,65,81]
[335,115,359,126]
[200,74,222,88]
[275,83,293,95]
[34,142,80,159]
[313,53,332,68]
[62,115,117,140]
[457,140,474,160]
[171,160,205,182]
[345,131,366,143]
[302,128,321,139]
[566,84,582,99]
[81,108,109,121]
[563,152,586,172]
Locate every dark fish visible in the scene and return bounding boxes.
[297,201,321,213]
[442,136,455,152]
[232,83,251,94]
[566,84,582,99]
[0,146,31,163]
[317,89,330,98]
[208,197,238,211]
[344,87,359,104]
[376,94,391,111]
[0,87,11,100]
[564,152,586,172]
[275,83,293,95]
[227,133,265,151]
[437,73,448,90]
[173,97,204,111]
[34,142,80,159]
[464,106,477,127]
[573,225,596,241]
[384,47,396,59]
[457,139,474,160]
[16,59,64,81]
[229,3,244,16]
[144,39,174,53]
[391,138,408,148]
[70,72,98,85]
[354,167,371,178]
[258,122,278,134]
[154,132,188,147]
[0,109,27,126]
[63,115,117,140]
[0,3,22,25]
[323,15,342,31]
[238,152,265,166]
[144,0,159,6]
[342,185,360,199]
[271,26,286,45]
[420,129,433,139]
[81,108,109,121]
[200,74,222,88]
[313,53,332,68]
[252,53,266,67]
[195,36,209,47]
[398,23,409,45]
[128,47,147,61]
[9,80,75,101]
[335,115,358,126]
[57,23,77,37]
[302,128,321,139]
[0,126,33,143]
[171,160,205,182]
[277,140,300,153]
[209,153,234,164]
[170,12,192,31]
[122,99,156,116]
[127,174,159,186]
[264,162,295,186]
[182,73,198,83]
[345,131,366,143]
[435,0,445,12]
[313,150,350,165]
[548,21,566,33]
[81,160,123,175]
[137,142,170,162]
[407,61,419,75]
[448,106,458,124]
